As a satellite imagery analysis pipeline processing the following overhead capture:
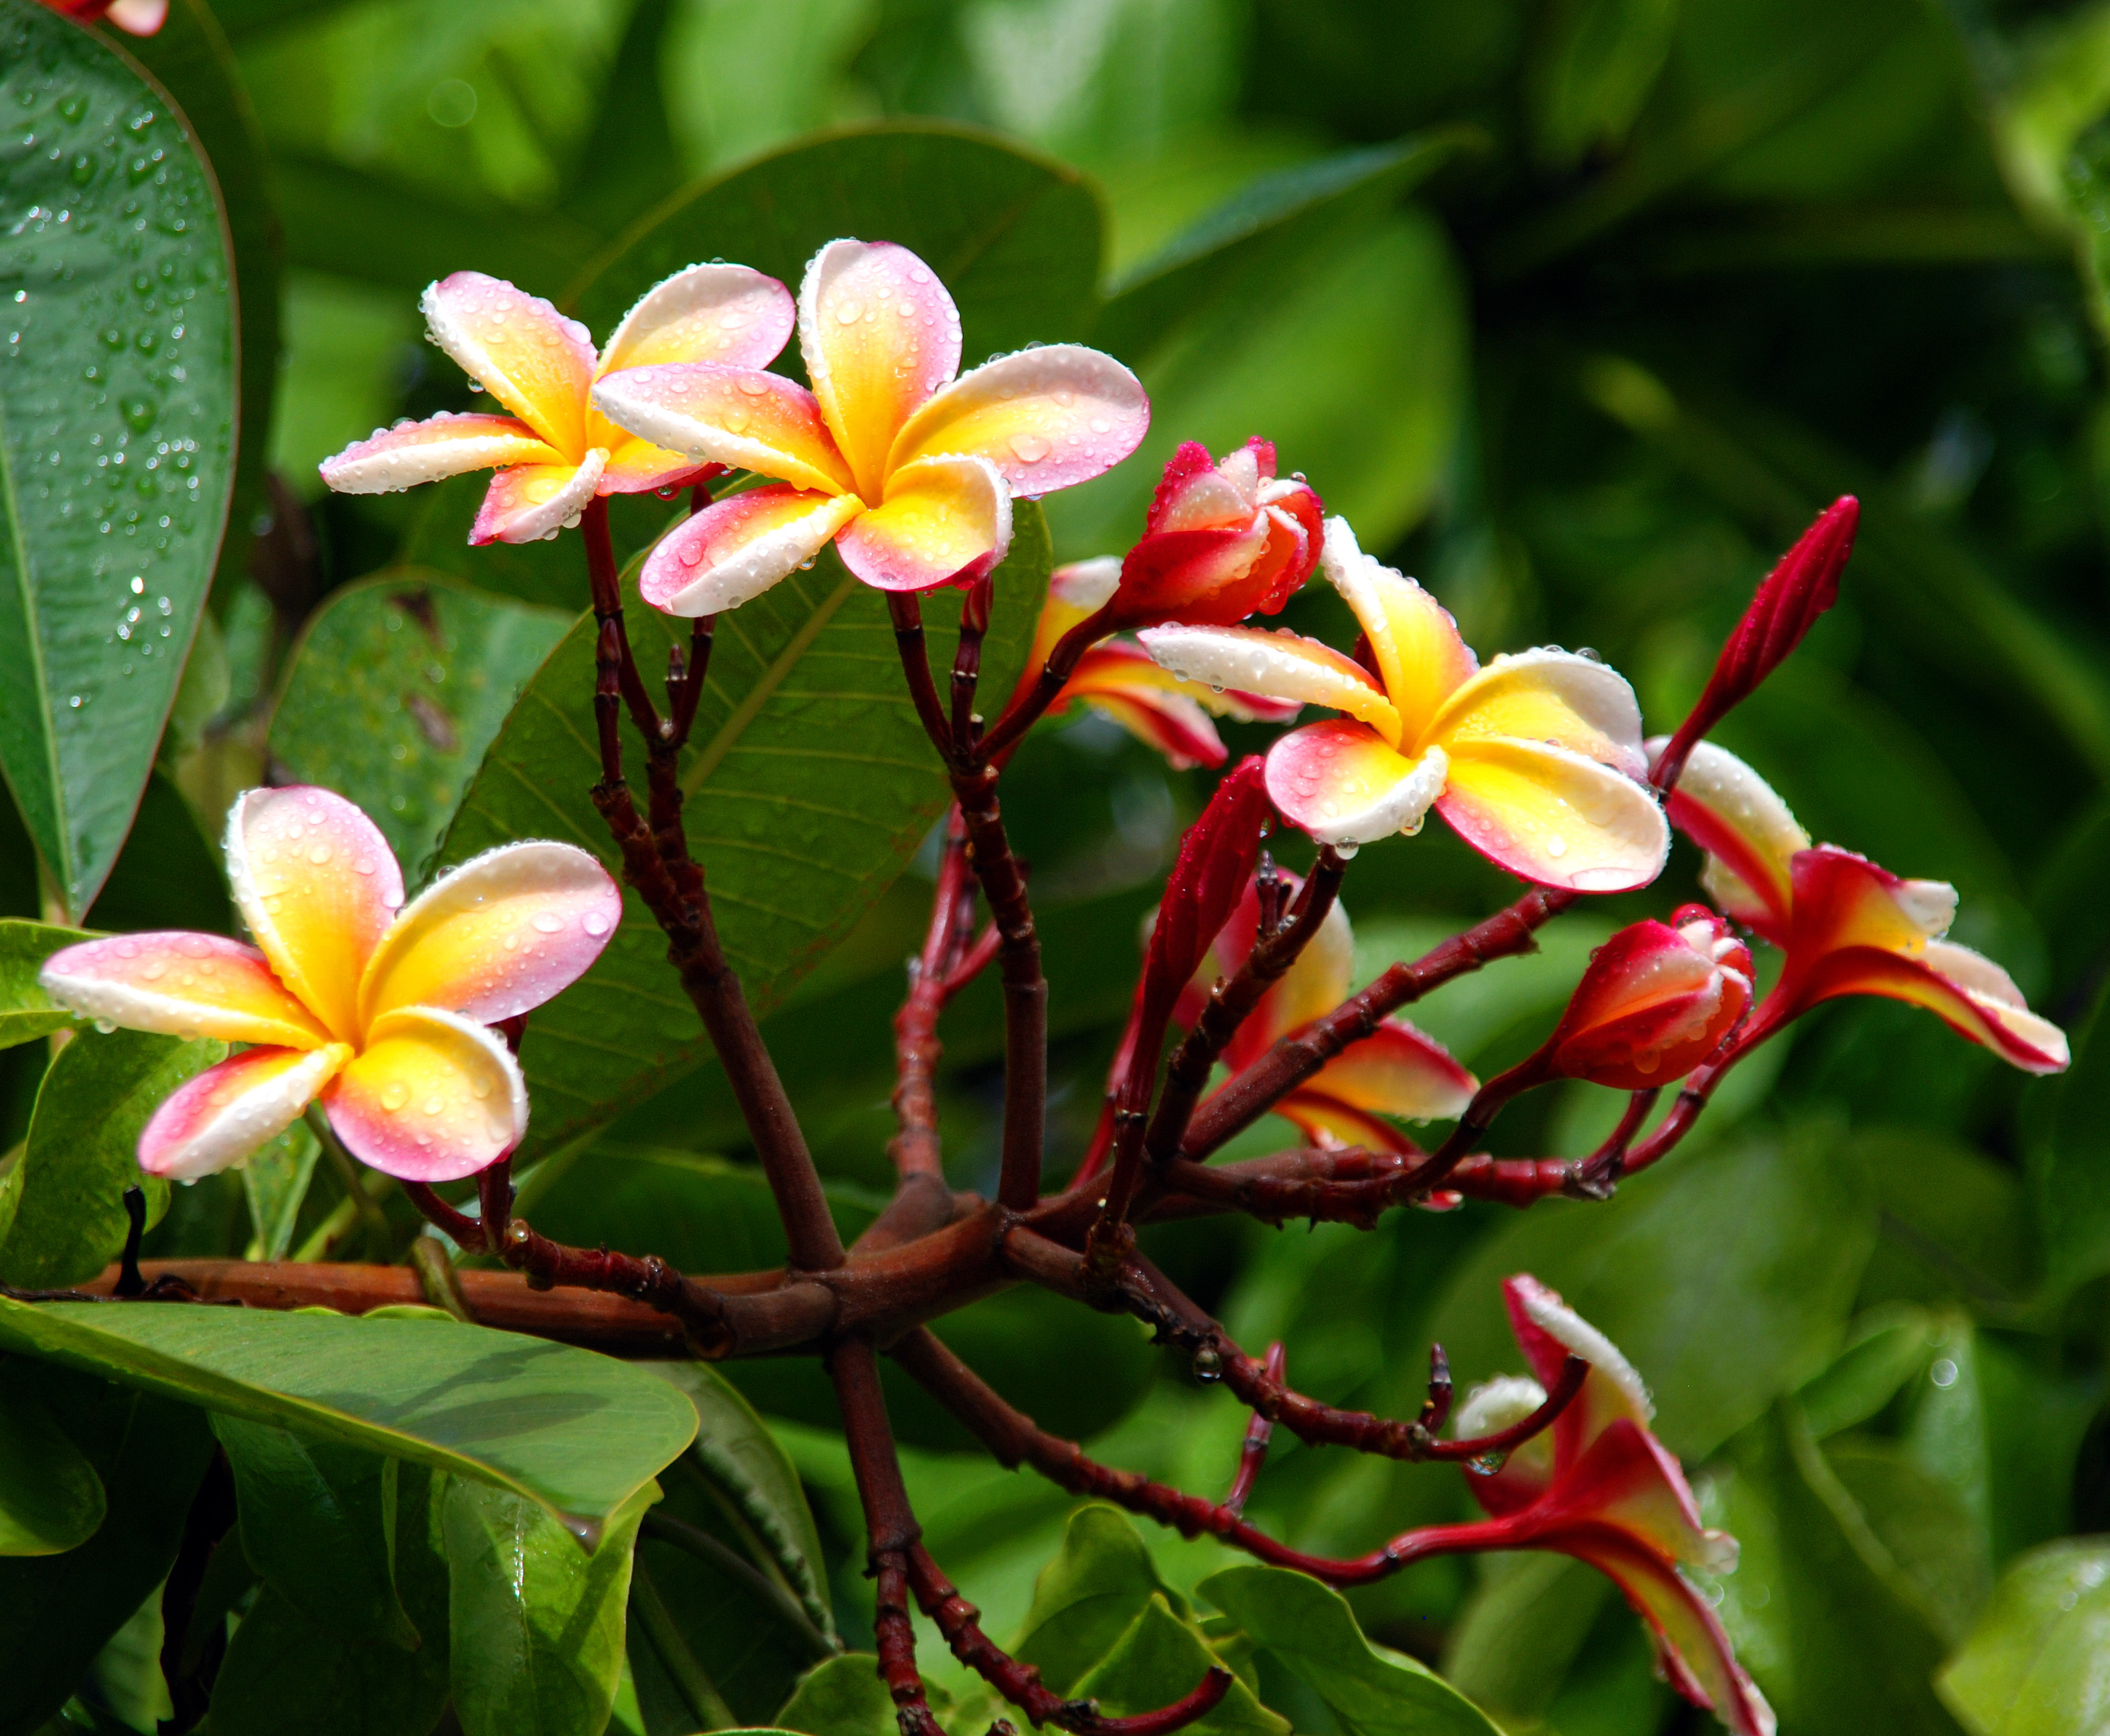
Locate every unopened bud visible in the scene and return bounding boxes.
[1547,906,1753,1089]
[1140,757,1274,1026]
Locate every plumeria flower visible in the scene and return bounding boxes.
[1027,558,1299,770]
[38,788,621,1183]
[1410,1276,1775,1736]
[1659,740,2068,1072]
[1541,907,1754,1090]
[591,238,1150,615]
[1140,519,1668,889]
[318,265,797,544]
[1179,873,1475,1152]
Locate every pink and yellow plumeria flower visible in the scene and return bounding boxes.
[1140,519,1669,889]
[1659,740,2068,1072]
[39,788,621,1183]
[591,238,1151,614]
[1410,1277,1774,1736]
[318,265,797,543]
[1029,558,1299,771]
[1179,873,1475,1153]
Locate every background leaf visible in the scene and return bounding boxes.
[1937,1538,2110,1736]
[0,1374,105,1557]
[0,919,86,1052]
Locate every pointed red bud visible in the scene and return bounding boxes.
[1546,906,1753,1090]
[1140,757,1274,1024]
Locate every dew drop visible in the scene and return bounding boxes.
[530,912,564,934]
[583,912,610,937]
[833,299,862,325]
[94,1018,116,1034]
[1008,433,1051,464]
[735,374,769,396]
[308,843,333,866]
[381,1082,410,1112]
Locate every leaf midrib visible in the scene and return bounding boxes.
[0,390,64,899]
[681,574,857,797]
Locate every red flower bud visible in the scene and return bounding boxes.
[1140,757,1274,1022]
[1546,906,1752,1089]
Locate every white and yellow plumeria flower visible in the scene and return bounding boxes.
[1139,519,1669,890]
[591,238,1151,614]
[318,265,797,543]
[40,788,621,1182]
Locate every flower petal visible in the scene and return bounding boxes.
[591,364,855,496]
[595,262,796,376]
[1029,556,1124,672]
[139,1044,353,1181]
[1264,721,1448,848]
[1794,944,2070,1073]
[889,344,1149,496]
[40,933,334,1049]
[322,1007,527,1183]
[1271,1090,1423,1155]
[226,787,404,1041]
[799,239,962,501]
[836,453,1011,592]
[1215,893,1355,1062]
[639,485,864,617]
[1438,739,1668,892]
[1319,518,1475,743]
[422,273,595,455]
[597,437,719,498]
[1301,1018,1477,1121]
[1429,648,1648,780]
[360,841,622,1027]
[1063,685,1227,771]
[469,451,607,546]
[1785,846,1956,958]
[1139,625,1401,740]
[318,412,563,496]
[1651,739,1809,943]
[1503,1274,1653,1467]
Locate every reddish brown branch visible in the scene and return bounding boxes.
[889,593,956,760]
[1225,1342,1284,1516]
[889,813,978,1188]
[950,578,992,755]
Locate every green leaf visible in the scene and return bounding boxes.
[0,1027,224,1289]
[1201,1565,1501,1736]
[0,1301,696,1534]
[1439,1554,1609,1725]
[213,1417,419,1648]
[1825,1438,1990,1644]
[1071,1593,1285,1736]
[1525,0,1683,169]
[1937,1538,2110,1736]
[266,571,571,879]
[777,1653,946,1736]
[566,122,1104,360]
[0,918,86,1052]
[1426,1127,1877,1459]
[1014,1503,1187,1697]
[436,515,1041,1164]
[0,1,238,919]
[0,1361,214,1736]
[445,1477,654,1736]
[240,1118,319,1261]
[2036,989,2110,1300]
[1799,1306,1935,1439]
[0,1375,104,1556]
[399,480,676,613]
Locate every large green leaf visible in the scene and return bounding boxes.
[1014,1504,1188,1697]
[435,514,1041,1163]
[1937,1538,2110,1736]
[266,570,571,878]
[1071,1594,1285,1736]
[0,1361,215,1736]
[0,1301,696,1534]
[0,1027,223,1288]
[0,1373,104,1556]
[777,1654,948,1736]
[445,1478,653,1736]
[0,918,84,1051]
[0,1,238,919]
[1201,1565,1501,1736]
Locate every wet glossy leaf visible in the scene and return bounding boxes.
[1440,1554,1608,1725]
[267,571,571,878]
[1826,1438,1990,1643]
[0,1375,105,1556]
[0,1301,696,1532]
[1938,1538,2110,1736]
[1800,1307,1935,1439]
[0,919,86,1052]
[437,516,1041,1164]
[0,1027,223,1289]
[0,3,238,919]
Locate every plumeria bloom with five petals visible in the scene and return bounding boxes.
[1403,1276,1775,1736]
[1178,873,1475,1153]
[318,264,798,543]
[592,238,1151,615]
[39,788,621,1183]
[1025,557,1300,770]
[1140,518,1669,889]
[1658,739,2068,1072]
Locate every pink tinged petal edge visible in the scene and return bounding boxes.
[1436,739,1670,893]
[470,450,608,546]
[1431,648,1650,778]
[225,787,405,1041]
[1503,1275,1654,1468]
[322,1006,528,1183]
[597,262,797,376]
[1069,687,1227,771]
[39,933,333,1050]
[1651,737,1807,940]
[1264,722,1450,848]
[317,412,563,495]
[639,486,864,617]
[139,1045,353,1181]
[888,344,1150,496]
[421,272,597,454]
[359,841,622,1027]
[598,439,721,498]
[590,365,855,496]
[834,453,1012,593]
[1307,1018,1478,1121]
[1270,1091,1423,1156]
[1138,624,1399,735]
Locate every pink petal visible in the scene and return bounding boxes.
[139,1045,352,1181]
[40,932,334,1050]
[596,262,796,376]
[638,484,864,617]
[888,344,1149,497]
[591,364,855,497]
[1264,721,1448,848]
[422,272,596,455]
[322,1007,527,1183]
[835,453,1011,592]
[318,412,563,496]
[469,451,607,545]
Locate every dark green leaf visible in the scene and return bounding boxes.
[239,1118,319,1261]
[0,1028,224,1289]
[0,1361,214,1736]
[0,1,238,918]
[0,1375,104,1556]
[777,1653,945,1736]
[1525,0,1682,168]
[266,571,571,878]
[1070,1593,1285,1736]
[436,514,1041,1164]
[0,919,86,1052]
[213,1417,418,1647]
[1014,1503,1187,1697]
[1937,1538,2110,1736]
[0,1301,696,1532]
[1800,1306,1935,1439]
[1439,1554,1608,1725]
[1200,1565,1501,1736]
[445,1477,653,1736]
[1826,1438,1991,1643]
[2036,991,2110,1300]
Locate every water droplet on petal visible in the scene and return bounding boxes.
[1008,433,1051,464]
